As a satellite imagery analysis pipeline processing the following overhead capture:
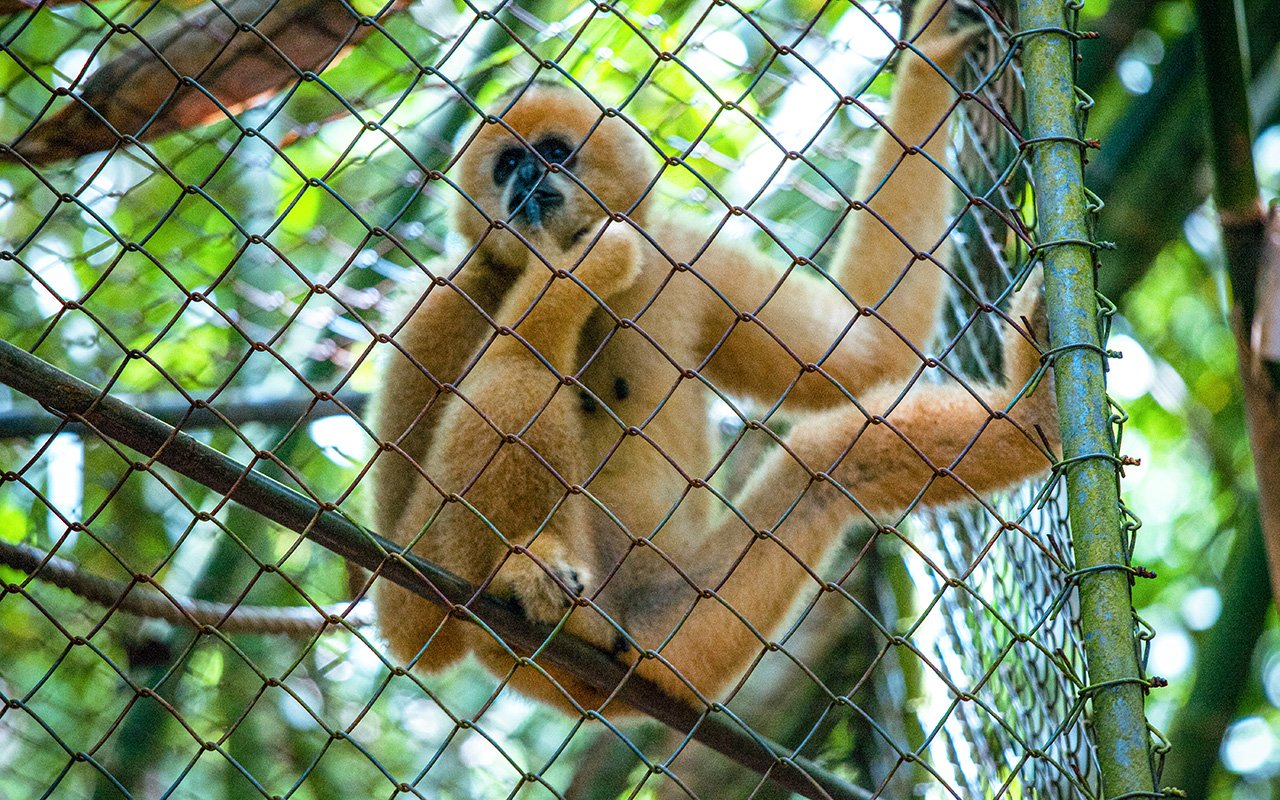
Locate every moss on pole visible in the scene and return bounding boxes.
[1016,0,1160,795]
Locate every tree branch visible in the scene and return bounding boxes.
[0,339,872,800]
[1237,219,1280,605]
[0,391,367,439]
[2,0,410,165]
[1194,0,1280,606]
[1090,0,1280,302]
[0,0,95,12]
[0,539,375,634]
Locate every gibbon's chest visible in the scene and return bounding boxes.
[572,276,716,515]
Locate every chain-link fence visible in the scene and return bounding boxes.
[0,0,1160,797]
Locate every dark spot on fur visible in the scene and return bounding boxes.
[613,376,630,401]
[579,390,598,414]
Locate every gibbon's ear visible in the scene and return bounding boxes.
[451,83,657,269]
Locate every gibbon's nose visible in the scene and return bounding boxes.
[507,158,564,228]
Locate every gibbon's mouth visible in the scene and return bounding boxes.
[506,159,565,228]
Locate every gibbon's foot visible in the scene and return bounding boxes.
[1005,270,1050,376]
[492,548,587,624]
[1001,270,1059,447]
[490,548,627,653]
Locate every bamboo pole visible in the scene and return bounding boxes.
[1016,0,1159,795]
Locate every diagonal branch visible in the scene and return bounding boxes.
[0,0,84,11]
[0,338,871,800]
[3,0,409,165]
[0,390,367,438]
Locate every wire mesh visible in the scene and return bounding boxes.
[0,0,1148,797]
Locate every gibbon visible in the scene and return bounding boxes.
[369,1,1059,713]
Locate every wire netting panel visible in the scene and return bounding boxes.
[0,0,1118,797]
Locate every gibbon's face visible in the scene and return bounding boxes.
[453,84,654,269]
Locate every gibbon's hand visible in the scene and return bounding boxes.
[521,219,645,304]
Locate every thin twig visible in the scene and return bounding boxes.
[0,539,374,634]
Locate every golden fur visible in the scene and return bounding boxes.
[369,2,1059,713]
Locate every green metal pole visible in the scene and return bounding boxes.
[1015,1,1160,797]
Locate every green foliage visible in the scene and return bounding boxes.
[9,0,1280,796]
[0,1,919,797]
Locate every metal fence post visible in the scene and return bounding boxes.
[1016,0,1161,796]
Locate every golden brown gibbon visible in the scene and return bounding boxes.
[369,1,1059,713]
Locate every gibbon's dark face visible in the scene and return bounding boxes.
[491,134,573,229]
[454,84,654,269]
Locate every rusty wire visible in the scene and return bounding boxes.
[0,0,1139,797]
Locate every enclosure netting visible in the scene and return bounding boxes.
[0,0,1125,797]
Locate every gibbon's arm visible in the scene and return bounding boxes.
[367,269,508,538]
[486,227,642,378]
[631,280,1059,703]
[424,225,641,629]
[697,4,969,408]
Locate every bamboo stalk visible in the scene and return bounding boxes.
[1017,0,1159,794]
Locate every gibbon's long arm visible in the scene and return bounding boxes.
[628,282,1058,704]
[367,269,508,538]
[698,11,970,408]
[426,226,641,625]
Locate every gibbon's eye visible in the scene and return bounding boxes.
[493,146,527,186]
[534,136,575,167]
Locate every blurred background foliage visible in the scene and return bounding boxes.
[3,1,1073,796]
[0,0,1276,797]
[1076,0,1280,797]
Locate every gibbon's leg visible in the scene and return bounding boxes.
[630,280,1058,704]
[699,5,975,406]
[434,223,642,627]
